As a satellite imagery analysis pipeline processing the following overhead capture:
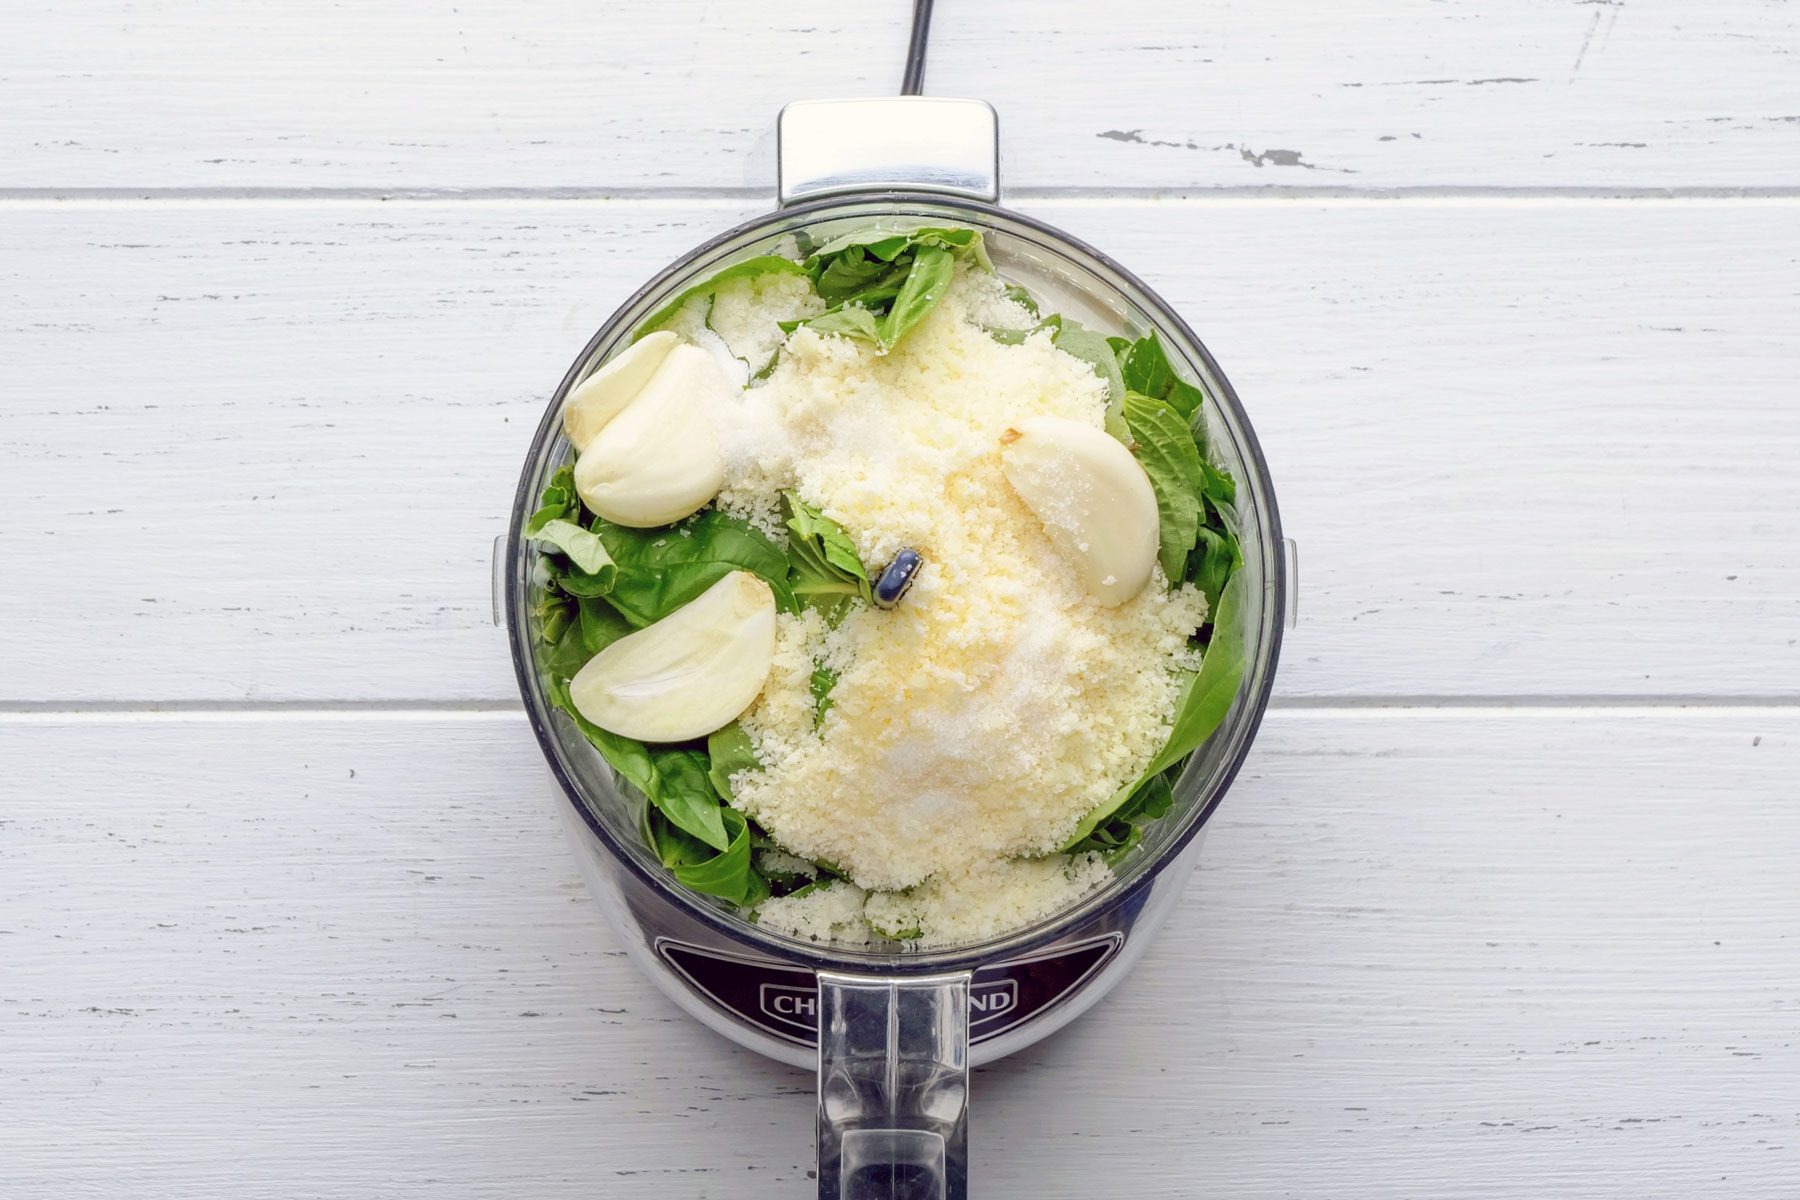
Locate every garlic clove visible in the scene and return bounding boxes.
[998,416,1160,606]
[568,571,777,743]
[562,330,680,453]
[574,343,729,528]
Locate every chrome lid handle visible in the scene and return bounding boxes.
[817,970,971,1200]
[778,98,1000,206]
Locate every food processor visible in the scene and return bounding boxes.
[498,6,1293,1195]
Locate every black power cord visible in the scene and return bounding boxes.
[900,0,934,95]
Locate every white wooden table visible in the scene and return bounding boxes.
[4,2,1798,1195]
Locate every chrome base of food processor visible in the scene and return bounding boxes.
[555,795,1204,1072]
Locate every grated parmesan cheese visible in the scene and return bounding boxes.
[659,270,825,392]
[704,262,1208,946]
[756,880,874,945]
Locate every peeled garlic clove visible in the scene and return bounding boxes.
[569,571,777,742]
[562,330,680,453]
[574,343,728,528]
[999,416,1159,606]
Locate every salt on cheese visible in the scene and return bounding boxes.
[705,266,1209,946]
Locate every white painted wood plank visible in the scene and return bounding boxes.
[4,198,1795,702]
[4,0,1798,192]
[2,711,1795,1196]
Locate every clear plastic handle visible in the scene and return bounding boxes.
[817,970,971,1200]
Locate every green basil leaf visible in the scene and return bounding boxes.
[1186,525,1243,619]
[1200,459,1237,507]
[673,807,761,905]
[1004,282,1040,317]
[647,810,716,869]
[785,493,869,583]
[529,517,616,579]
[648,748,731,852]
[1066,772,1175,864]
[547,676,658,799]
[1147,567,1248,778]
[532,465,578,521]
[1120,330,1207,420]
[1056,318,1130,442]
[878,243,955,347]
[536,596,575,646]
[800,226,988,340]
[813,251,894,302]
[788,304,882,343]
[597,510,795,626]
[1124,392,1205,583]
[1060,571,1248,851]
[783,493,871,625]
[635,255,808,338]
[544,617,596,681]
[526,502,566,536]
[810,665,838,726]
[577,596,632,654]
[804,225,983,271]
[706,722,760,801]
[556,561,622,598]
[984,313,1053,346]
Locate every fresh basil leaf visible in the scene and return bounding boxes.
[1150,567,1248,777]
[1200,459,1237,507]
[785,493,869,583]
[547,676,658,799]
[556,561,621,598]
[530,465,578,522]
[798,227,989,346]
[788,304,882,343]
[750,347,784,383]
[984,313,1053,346]
[810,665,838,726]
[648,748,731,852]
[577,596,632,654]
[1004,282,1040,317]
[536,595,575,646]
[1187,525,1243,619]
[597,510,795,626]
[1120,330,1207,420]
[647,810,716,869]
[526,502,566,536]
[635,255,808,338]
[804,225,984,272]
[706,722,759,801]
[1059,570,1249,851]
[818,259,911,309]
[1124,392,1205,583]
[739,864,772,909]
[544,617,596,681]
[1056,318,1130,443]
[1066,771,1175,864]
[762,860,818,889]
[672,807,762,905]
[783,493,871,625]
[783,876,837,901]
[878,244,954,347]
[529,517,616,579]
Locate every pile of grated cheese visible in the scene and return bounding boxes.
[687,266,1209,946]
